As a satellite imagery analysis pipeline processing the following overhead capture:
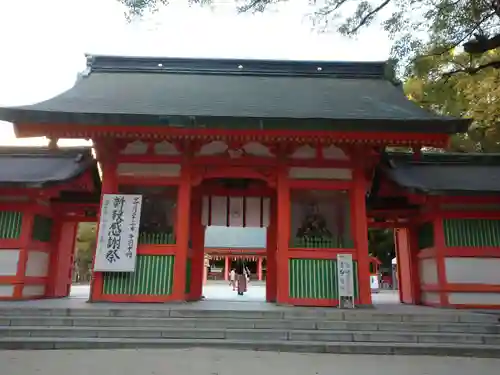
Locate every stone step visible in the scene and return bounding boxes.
[1,337,500,357]
[2,326,499,345]
[2,316,499,334]
[0,307,497,323]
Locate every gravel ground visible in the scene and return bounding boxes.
[1,348,500,375]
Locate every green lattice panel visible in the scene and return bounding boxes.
[138,232,176,245]
[0,211,22,239]
[289,258,358,299]
[444,219,500,247]
[103,255,174,295]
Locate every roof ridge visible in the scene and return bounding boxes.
[84,54,391,80]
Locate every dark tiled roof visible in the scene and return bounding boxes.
[0,147,99,188]
[382,152,500,194]
[0,55,468,133]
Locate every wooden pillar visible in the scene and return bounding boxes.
[352,158,372,306]
[89,165,117,302]
[188,190,204,301]
[203,262,208,285]
[434,218,449,307]
[47,220,78,298]
[13,211,35,299]
[172,163,192,301]
[89,140,118,303]
[409,225,422,305]
[224,256,229,281]
[257,257,263,281]
[266,195,277,302]
[394,227,420,304]
[276,166,290,304]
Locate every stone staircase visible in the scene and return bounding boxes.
[0,306,500,357]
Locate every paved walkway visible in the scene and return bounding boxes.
[1,283,495,318]
[1,348,500,375]
[70,282,400,304]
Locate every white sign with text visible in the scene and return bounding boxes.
[337,254,355,308]
[94,194,142,272]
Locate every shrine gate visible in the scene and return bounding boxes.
[2,55,498,309]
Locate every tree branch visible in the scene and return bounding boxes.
[348,0,392,34]
[464,33,500,54]
[443,60,500,77]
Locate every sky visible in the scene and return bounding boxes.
[0,0,391,247]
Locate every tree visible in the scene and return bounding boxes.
[120,0,500,75]
[74,222,97,283]
[368,228,394,268]
[404,48,500,152]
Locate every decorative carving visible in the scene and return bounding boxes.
[228,148,244,158]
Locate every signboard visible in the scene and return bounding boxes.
[94,194,142,272]
[337,254,355,308]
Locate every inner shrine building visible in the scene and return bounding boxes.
[1,54,499,309]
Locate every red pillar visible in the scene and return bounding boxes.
[257,257,263,281]
[47,220,78,298]
[13,212,34,299]
[276,166,290,304]
[172,163,192,301]
[352,156,372,306]
[266,193,277,302]
[203,262,208,285]
[434,218,449,307]
[188,189,204,301]
[224,256,229,281]
[89,149,117,303]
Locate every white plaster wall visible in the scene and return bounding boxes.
[25,251,49,277]
[445,258,500,284]
[22,285,45,297]
[448,292,500,305]
[419,258,438,285]
[0,249,20,276]
[288,167,352,180]
[0,285,14,297]
[322,145,348,160]
[421,292,440,304]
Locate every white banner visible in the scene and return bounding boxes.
[94,194,142,272]
[337,254,355,299]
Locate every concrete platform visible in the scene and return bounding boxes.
[2,348,500,375]
[0,284,477,317]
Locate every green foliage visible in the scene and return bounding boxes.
[75,222,97,282]
[405,49,500,152]
[368,228,394,268]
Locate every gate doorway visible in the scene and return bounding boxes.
[203,226,267,302]
[189,178,277,303]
